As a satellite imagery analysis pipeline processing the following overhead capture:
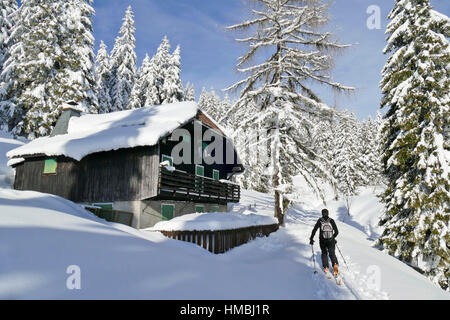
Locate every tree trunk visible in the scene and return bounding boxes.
[272,114,283,226]
[273,175,284,226]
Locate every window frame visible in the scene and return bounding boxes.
[195,164,204,177]
[213,169,220,181]
[162,154,174,166]
[195,205,205,213]
[43,158,58,175]
[161,203,175,221]
[92,203,114,210]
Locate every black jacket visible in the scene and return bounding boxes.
[310,217,338,241]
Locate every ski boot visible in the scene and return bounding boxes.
[333,264,339,276]
[323,267,332,279]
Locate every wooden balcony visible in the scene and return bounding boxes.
[157,167,240,204]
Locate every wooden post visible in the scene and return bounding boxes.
[202,232,207,250]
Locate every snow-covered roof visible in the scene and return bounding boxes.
[7,101,199,162]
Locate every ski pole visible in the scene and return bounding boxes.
[336,243,350,271]
[311,244,318,274]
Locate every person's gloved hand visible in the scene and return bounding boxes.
[309,238,314,245]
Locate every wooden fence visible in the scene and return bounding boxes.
[159,224,279,254]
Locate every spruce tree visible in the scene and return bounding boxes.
[53,0,98,113]
[128,53,153,109]
[0,0,17,129]
[145,36,170,106]
[110,6,137,111]
[0,0,16,71]
[0,0,97,138]
[198,88,221,119]
[378,0,449,290]
[183,82,195,102]
[224,0,354,224]
[95,40,112,113]
[162,45,184,103]
[333,111,367,214]
[372,111,385,185]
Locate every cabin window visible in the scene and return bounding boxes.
[162,154,173,166]
[43,158,57,174]
[161,204,174,221]
[92,203,113,210]
[211,205,220,212]
[196,165,204,177]
[195,205,204,213]
[213,169,220,181]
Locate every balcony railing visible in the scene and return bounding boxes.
[158,167,240,204]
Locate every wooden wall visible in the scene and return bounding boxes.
[159,119,244,180]
[14,145,159,203]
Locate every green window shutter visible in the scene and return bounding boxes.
[43,158,57,174]
[162,155,173,166]
[195,205,204,213]
[196,165,204,177]
[213,169,220,181]
[211,205,220,212]
[161,204,174,221]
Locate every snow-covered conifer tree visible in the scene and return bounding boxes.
[53,0,98,113]
[109,6,137,111]
[372,111,385,185]
[95,40,112,113]
[128,53,153,109]
[144,36,170,106]
[362,115,384,186]
[0,0,98,138]
[183,82,195,102]
[0,0,16,71]
[162,45,184,104]
[0,0,17,129]
[332,111,367,214]
[378,0,449,290]
[198,88,222,119]
[224,0,354,224]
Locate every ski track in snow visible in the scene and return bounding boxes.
[285,208,387,300]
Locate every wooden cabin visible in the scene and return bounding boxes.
[7,102,244,228]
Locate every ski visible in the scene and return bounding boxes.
[334,273,342,286]
[322,268,342,286]
[323,269,333,280]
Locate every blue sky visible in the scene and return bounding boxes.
[92,0,450,120]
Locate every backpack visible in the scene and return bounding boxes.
[320,218,334,240]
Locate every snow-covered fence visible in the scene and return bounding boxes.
[159,224,279,254]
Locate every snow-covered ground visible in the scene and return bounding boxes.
[0,135,448,299]
[0,131,25,188]
[0,187,448,299]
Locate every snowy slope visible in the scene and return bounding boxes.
[0,186,448,299]
[0,131,25,188]
[291,175,384,239]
